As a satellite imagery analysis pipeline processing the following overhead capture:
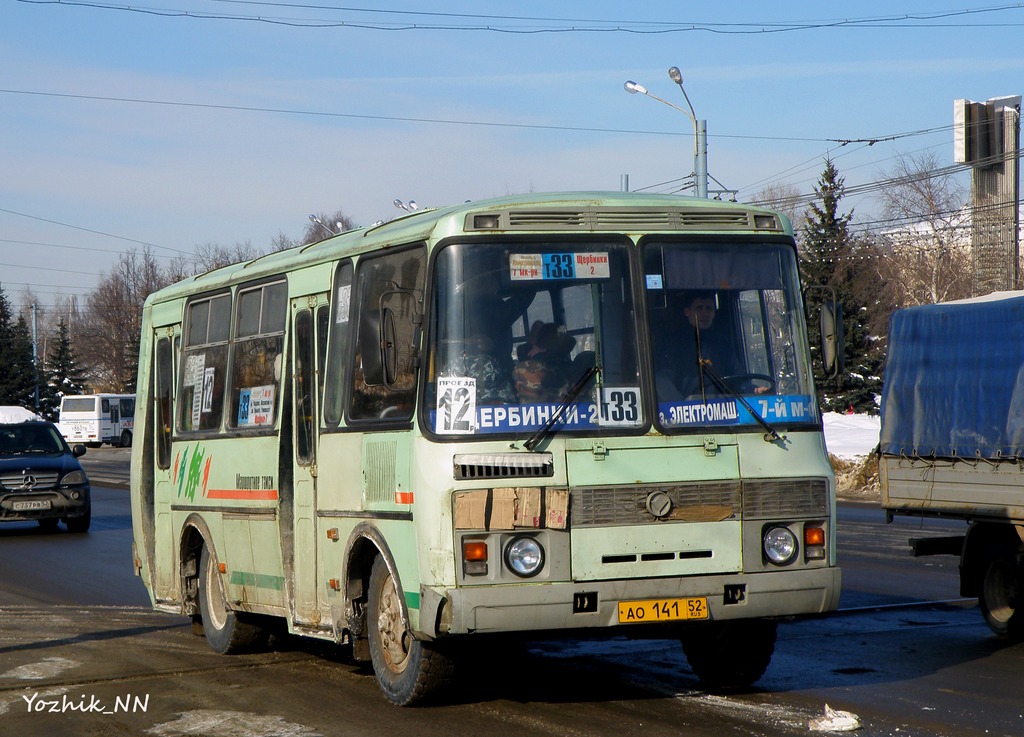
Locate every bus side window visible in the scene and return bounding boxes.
[349,246,425,422]
[230,280,287,429]
[316,304,329,421]
[294,309,315,463]
[179,293,230,432]
[155,337,173,469]
[323,261,354,426]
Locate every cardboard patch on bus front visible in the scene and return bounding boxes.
[454,488,516,531]
[454,487,569,531]
[514,487,542,528]
[546,488,568,529]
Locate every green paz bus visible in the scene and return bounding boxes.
[130,192,841,705]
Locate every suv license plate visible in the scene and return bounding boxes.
[618,597,708,623]
[13,500,51,511]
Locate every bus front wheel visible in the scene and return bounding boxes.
[367,556,453,705]
[681,619,777,691]
[198,545,265,654]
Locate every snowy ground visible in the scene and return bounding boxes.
[822,412,880,460]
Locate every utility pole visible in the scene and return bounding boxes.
[31,302,39,410]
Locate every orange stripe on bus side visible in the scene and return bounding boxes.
[207,489,280,500]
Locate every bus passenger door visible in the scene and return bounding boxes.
[290,298,324,626]
[152,330,179,601]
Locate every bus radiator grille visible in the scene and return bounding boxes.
[572,481,740,527]
[741,478,829,519]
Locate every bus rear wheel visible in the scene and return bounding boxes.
[681,619,777,691]
[367,556,453,705]
[198,545,265,654]
[119,430,132,448]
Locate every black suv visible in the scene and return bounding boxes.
[0,419,91,532]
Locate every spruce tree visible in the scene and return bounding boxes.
[0,286,37,409]
[41,317,87,420]
[799,159,885,414]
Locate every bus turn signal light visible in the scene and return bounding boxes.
[462,540,488,576]
[805,526,826,559]
[463,541,487,561]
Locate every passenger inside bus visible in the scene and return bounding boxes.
[442,335,517,405]
[512,321,575,403]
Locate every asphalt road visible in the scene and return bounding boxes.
[0,451,1019,737]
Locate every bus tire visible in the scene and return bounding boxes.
[367,555,453,705]
[198,545,265,654]
[681,619,777,691]
[979,548,1024,640]
[120,430,132,448]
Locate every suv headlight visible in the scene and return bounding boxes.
[62,470,87,486]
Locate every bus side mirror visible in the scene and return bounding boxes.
[358,309,384,386]
[819,300,844,379]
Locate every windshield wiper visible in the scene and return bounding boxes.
[523,365,600,451]
[697,358,785,444]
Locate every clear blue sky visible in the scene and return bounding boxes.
[3,1,1024,309]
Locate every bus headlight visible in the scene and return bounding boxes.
[504,536,545,578]
[763,526,798,565]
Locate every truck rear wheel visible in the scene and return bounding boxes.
[681,619,777,691]
[979,551,1024,639]
[367,556,453,705]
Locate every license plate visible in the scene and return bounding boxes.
[618,597,708,623]
[13,500,51,511]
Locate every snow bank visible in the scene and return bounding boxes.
[0,406,42,423]
[823,412,879,459]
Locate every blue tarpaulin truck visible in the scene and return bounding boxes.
[880,291,1024,637]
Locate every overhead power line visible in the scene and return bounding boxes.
[0,87,846,144]
[0,206,190,256]
[19,0,1024,33]
[0,87,953,164]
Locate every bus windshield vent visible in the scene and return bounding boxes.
[467,208,771,232]
[453,453,554,480]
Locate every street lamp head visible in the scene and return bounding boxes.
[623,80,647,95]
[668,67,683,86]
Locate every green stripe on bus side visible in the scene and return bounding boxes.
[229,571,286,591]
[404,591,420,611]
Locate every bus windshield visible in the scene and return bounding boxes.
[426,240,641,437]
[644,240,818,430]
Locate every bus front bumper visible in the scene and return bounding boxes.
[423,567,840,638]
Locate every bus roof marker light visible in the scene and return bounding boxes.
[473,214,500,229]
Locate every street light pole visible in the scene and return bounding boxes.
[624,67,709,199]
